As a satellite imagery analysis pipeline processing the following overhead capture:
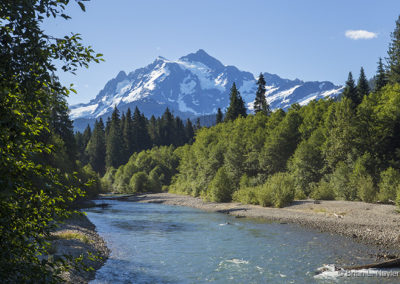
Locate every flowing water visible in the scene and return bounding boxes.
[86,200,400,283]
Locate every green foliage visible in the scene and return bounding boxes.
[106,146,179,193]
[0,0,101,281]
[254,73,270,114]
[129,172,150,193]
[330,162,356,201]
[375,58,387,91]
[233,173,295,208]
[341,72,358,106]
[356,67,370,102]
[310,180,336,200]
[387,15,400,84]
[224,83,247,121]
[208,167,234,202]
[356,175,376,203]
[216,108,223,124]
[378,167,400,203]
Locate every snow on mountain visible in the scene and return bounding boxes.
[70,49,343,130]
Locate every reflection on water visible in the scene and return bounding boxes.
[86,200,400,284]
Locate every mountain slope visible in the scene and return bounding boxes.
[70,49,343,130]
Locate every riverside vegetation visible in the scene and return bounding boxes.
[1,0,106,282]
[79,16,400,210]
[3,1,400,281]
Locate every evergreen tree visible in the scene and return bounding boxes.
[225,82,247,121]
[86,118,106,175]
[106,107,123,168]
[185,119,195,143]
[196,117,201,129]
[387,15,400,84]
[174,117,186,146]
[375,57,388,91]
[122,108,134,161]
[76,124,91,165]
[254,73,270,114]
[159,108,175,145]
[356,67,370,103]
[148,115,159,146]
[342,72,358,106]
[216,108,223,124]
[132,107,150,152]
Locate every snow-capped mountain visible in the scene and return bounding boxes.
[70,49,343,130]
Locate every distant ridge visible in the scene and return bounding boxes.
[70,49,343,131]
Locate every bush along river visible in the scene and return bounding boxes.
[86,200,400,283]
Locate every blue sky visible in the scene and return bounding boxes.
[43,0,400,105]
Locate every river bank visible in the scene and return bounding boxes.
[50,213,110,283]
[125,193,400,255]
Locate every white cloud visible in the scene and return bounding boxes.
[345,30,377,40]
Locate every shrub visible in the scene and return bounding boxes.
[378,167,400,203]
[256,184,274,207]
[310,179,336,200]
[267,172,296,208]
[330,162,356,201]
[233,186,259,205]
[356,175,376,203]
[208,167,234,202]
[129,172,150,193]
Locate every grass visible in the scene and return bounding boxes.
[54,232,93,244]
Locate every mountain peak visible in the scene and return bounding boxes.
[179,49,224,70]
[116,70,127,81]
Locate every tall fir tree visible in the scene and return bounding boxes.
[86,118,106,175]
[122,108,134,161]
[375,57,387,91]
[254,73,270,114]
[185,119,195,143]
[106,107,123,168]
[225,82,247,121]
[148,115,159,146]
[356,67,370,103]
[195,117,201,130]
[387,15,400,84]
[216,108,223,124]
[159,108,175,145]
[342,72,358,107]
[132,107,151,152]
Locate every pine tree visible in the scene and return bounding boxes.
[86,118,106,175]
[225,82,247,121]
[375,57,387,91]
[356,67,370,104]
[342,72,358,106]
[106,107,123,168]
[387,15,400,84]
[254,73,270,114]
[216,108,223,124]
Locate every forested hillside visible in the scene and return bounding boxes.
[90,16,400,209]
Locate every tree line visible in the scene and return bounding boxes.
[75,107,195,175]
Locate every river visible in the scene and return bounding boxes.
[86,200,400,283]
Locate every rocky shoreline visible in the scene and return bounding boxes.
[51,212,109,283]
[127,193,400,256]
